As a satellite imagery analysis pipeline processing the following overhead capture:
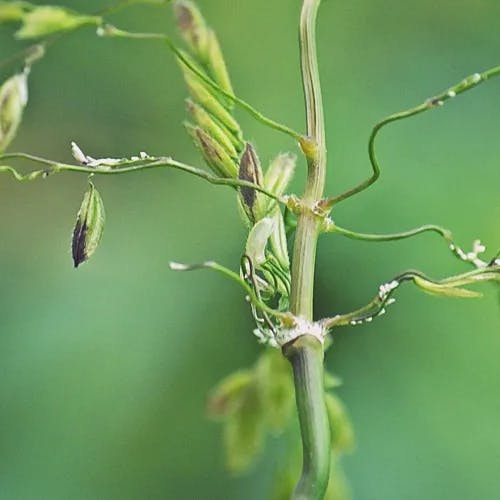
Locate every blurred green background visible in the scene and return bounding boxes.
[1,0,499,498]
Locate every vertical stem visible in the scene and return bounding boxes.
[283,336,330,500]
[284,0,331,499]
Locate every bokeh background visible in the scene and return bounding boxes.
[1,0,499,498]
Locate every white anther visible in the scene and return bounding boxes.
[71,141,88,164]
[472,73,481,83]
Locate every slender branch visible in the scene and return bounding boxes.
[327,221,496,270]
[323,264,500,329]
[326,65,500,206]
[327,222,452,242]
[168,260,291,323]
[98,26,303,142]
[285,1,331,499]
[0,153,284,204]
[0,0,165,70]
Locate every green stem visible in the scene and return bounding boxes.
[330,223,452,243]
[283,336,330,500]
[0,153,283,203]
[326,64,500,206]
[98,26,303,142]
[285,0,331,498]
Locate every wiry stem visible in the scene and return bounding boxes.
[0,153,284,203]
[326,64,500,207]
[285,0,331,498]
[98,26,303,142]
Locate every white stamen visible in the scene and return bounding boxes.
[71,141,88,164]
[169,262,189,271]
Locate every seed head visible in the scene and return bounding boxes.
[72,182,105,268]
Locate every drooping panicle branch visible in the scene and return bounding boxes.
[326,65,500,207]
[323,263,500,330]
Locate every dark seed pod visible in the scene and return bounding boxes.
[238,143,263,221]
[72,181,105,268]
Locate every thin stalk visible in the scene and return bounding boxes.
[326,64,500,206]
[0,153,283,203]
[285,0,331,499]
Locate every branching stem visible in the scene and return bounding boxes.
[285,1,331,498]
[0,153,284,204]
[98,26,303,142]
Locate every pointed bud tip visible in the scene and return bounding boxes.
[169,261,189,271]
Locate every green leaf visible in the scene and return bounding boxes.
[325,392,355,455]
[256,349,294,433]
[0,71,28,153]
[72,181,105,268]
[207,369,253,419]
[223,382,265,473]
[15,6,100,39]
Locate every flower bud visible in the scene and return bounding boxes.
[206,28,234,108]
[245,217,275,266]
[173,0,209,62]
[185,123,238,178]
[0,70,28,153]
[269,208,290,270]
[15,6,100,39]
[186,99,238,158]
[0,2,26,22]
[264,153,296,199]
[180,61,241,137]
[238,143,264,221]
[72,182,105,268]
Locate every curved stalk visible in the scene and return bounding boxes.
[285,0,331,498]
